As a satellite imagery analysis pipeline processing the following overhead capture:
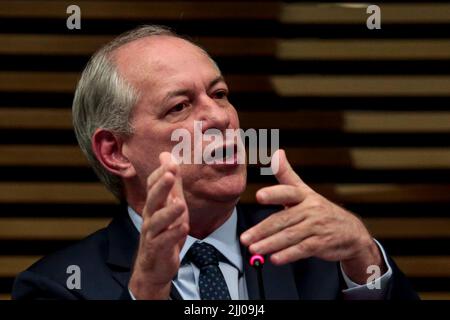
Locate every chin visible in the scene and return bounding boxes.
[194,170,247,204]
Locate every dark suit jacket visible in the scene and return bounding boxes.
[12,205,419,300]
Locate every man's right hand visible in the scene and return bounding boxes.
[129,152,189,299]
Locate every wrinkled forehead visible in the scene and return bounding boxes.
[110,35,220,90]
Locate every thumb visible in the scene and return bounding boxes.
[272,149,305,186]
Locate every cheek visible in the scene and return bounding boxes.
[127,128,173,170]
[140,125,180,151]
[229,107,240,128]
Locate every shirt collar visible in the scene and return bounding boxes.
[127,206,243,273]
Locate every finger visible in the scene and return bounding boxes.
[160,152,185,203]
[146,158,177,191]
[161,151,189,228]
[248,219,314,255]
[256,185,307,206]
[146,166,165,190]
[170,168,185,203]
[164,156,189,230]
[144,171,176,217]
[167,203,190,230]
[146,200,185,238]
[272,149,306,187]
[270,237,319,265]
[152,222,189,253]
[159,152,178,173]
[240,206,307,246]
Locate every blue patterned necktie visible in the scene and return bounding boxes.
[187,242,232,300]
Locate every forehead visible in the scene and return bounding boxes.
[111,35,220,91]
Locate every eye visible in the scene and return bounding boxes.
[213,90,228,100]
[168,102,188,114]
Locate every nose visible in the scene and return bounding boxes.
[197,94,231,132]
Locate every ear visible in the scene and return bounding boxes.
[91,128,136,179]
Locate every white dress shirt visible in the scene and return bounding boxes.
[129,207,248,299]
[128,206,392,300]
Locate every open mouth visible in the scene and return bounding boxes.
[209,143,238,164]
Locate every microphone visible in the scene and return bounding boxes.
[249,254,265,300]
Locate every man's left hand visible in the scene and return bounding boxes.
[240,149,386,285]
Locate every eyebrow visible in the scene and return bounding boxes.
[161,75,226,106]
[208,75,226,89]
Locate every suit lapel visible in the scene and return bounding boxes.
[237,205,299,300]
[105,211,182,300]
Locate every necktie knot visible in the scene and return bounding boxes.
[188,242,220,268]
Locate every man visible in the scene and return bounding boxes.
[12,25,418,300]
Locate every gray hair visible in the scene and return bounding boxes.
[72,25,180,201]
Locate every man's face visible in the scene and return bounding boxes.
[114,36,247,208]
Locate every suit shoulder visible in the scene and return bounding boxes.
[22,226,109,280]
[12,226,112,300]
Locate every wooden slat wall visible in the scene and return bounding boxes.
[0,1,449,300]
